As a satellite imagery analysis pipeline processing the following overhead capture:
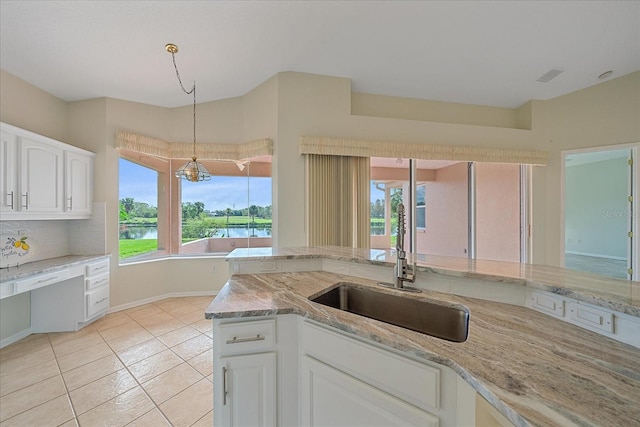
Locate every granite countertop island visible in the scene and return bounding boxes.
[207,270,640,427]
[227,246,640,317]
[211,247,640,427]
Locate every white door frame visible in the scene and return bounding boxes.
[560,142,639,280]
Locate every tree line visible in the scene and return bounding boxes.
[119,197,272,223]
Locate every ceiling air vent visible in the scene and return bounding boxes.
[536,69,564,83]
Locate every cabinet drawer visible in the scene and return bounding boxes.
[568,302,614,333]
[86,259,109,277]
[302,321,440,410]
[14,269,69,294]
[85,273,109,291]
[86,286,109,319]
[527,291,565,318]
[218,319,276,355]
[0,281,15,299]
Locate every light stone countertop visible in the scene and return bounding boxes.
[226,246,640,317]
[205,270,640,427]
[0,254,111,283]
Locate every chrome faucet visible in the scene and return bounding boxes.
[379,203,422,293]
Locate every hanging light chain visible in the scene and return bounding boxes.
[168,45,197,158]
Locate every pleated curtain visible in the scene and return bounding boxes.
[307,154,370,249]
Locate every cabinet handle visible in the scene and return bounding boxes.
[226,334,265,344]
[21,192,28,210]
[94,297,108,305]
[37,276,58,284]
[222,366,228,406]
[67,196,73,211]
[93,278,108,287]
[7,191,13,210]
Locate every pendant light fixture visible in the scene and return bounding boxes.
[166,43,211,182]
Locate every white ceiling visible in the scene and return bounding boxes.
[1,1,638,109]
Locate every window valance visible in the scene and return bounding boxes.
[115,131,273,160]
[299,136,547,166]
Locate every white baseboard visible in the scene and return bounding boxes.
[107,291,217,314]
[564,250,627,261]
[0,328,33,349]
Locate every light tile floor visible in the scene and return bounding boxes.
[0,296,215,427]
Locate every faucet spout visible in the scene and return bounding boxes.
[379,203,421,293]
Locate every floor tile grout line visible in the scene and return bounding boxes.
[0,336,72,425]
[47,332,80,425]
[0,297,215,427]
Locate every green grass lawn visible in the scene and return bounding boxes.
[119,239,157,258]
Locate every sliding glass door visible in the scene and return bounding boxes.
[371,158,527,263]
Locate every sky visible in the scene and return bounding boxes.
[119,158,272,211]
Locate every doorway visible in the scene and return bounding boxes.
[562,145,638,280]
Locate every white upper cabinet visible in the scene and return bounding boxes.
[20,136,64,214]
[65,150,93,215]
[0,130,18,214]
[1,122,94,219]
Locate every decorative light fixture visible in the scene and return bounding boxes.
[166,43,211,182]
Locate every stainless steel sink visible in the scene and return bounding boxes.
[310,283,469,342]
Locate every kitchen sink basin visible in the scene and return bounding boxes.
[310,283,469,342]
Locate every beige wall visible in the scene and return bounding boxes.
[0,70,68,141]
[352,92,523,129]
[1,68,639,335]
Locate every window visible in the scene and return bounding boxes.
[416,184,426,229]
[180,161,272,254]
[118,158,161,260]
[118,152,272,262]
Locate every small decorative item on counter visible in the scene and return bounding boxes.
[0,231,35,268]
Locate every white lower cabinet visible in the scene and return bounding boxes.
[214,318,279,427]
[212,315,510,427]
[220,352,277,427]
[301,355,439,426]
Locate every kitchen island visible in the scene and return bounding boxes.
[207,247,640,427]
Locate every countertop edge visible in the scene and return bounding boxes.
[0,254,111,283]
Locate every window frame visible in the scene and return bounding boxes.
[118,151,272,263]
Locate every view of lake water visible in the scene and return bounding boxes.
[120,224,391,239]
[119,225,272,239]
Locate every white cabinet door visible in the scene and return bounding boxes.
[0,130,18,213]
[220,352,277,427]
[300,355,439,427]
[20,137,64,214]
[65,150,93,215]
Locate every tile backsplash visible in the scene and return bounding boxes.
[69,202,106,254]
[0,202,107,263]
